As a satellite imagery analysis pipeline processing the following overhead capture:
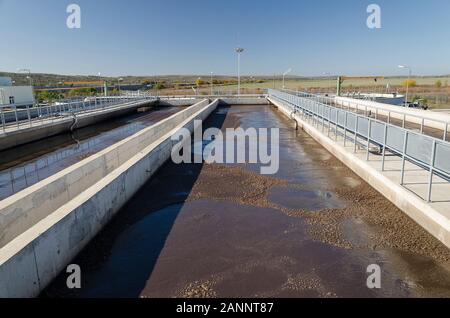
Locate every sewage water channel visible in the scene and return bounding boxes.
[0,106,183,200]
[43,105,450,298]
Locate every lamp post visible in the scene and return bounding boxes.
[17,69,34,106]
[283,68,292,89]
[398,65,412,107]
[235,47,244,96]
[210,72,214,96]
[118,78,123,95]
[98,72,107,96]
[17,69,32,86]
[197,77,201,95]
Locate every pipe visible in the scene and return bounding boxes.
[290,110,299,131]
[69,112,78,132]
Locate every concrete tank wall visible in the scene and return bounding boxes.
[0,99,218,298]
[219,97,269,105]
[0,99,213,248]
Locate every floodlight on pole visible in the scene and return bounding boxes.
[118,77,123,95]
[210,72,214,96]
[235,47,244,97]
[282,68,292,89]
[398,65,412,106]
[17,68,34,105]
[17,69,32,86]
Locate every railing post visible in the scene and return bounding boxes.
[322,106,325,131]
[39,106,44,125]
[381,124,388,171]
[344,112,348,147]
[400,132,409,185]
[427,140,437,202]
[366,119,372,161]
[0,106,5,132]
[354,117,359,153]
[444,123,448,141]
[27,105,31,127]
[335,110,339,141]
[14,105,19,128]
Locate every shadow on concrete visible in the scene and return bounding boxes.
[40,106,229,298]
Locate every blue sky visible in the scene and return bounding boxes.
[1,0,449,76]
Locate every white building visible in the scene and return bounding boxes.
[0,77,35,106]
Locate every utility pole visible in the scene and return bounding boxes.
[118,78,123,95]
[398,65,412,106]
[283,68,292,89]
[210,72,214,96]
[235,48,244,97]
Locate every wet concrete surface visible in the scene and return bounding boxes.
[42,105,450,298]
[0,107,183,200]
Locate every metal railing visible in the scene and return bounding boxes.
[0,95,156,133]
[157,93,267,99]
[282,88,450,141]
[0,122,146,200]
[269,89,450,202]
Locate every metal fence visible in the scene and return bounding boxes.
[282,88,450,141]
[0,121,146,200]
[269,89,450,202]
[0,95,155,133]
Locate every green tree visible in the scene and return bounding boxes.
[67,88,97,97]
[36,90,62,103]
[435,80,442,88]
[154,83,165,90]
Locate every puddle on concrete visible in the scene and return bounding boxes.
[268,186,345,211]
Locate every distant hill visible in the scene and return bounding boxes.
[1,71,449,87]
[0,71,306,87]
